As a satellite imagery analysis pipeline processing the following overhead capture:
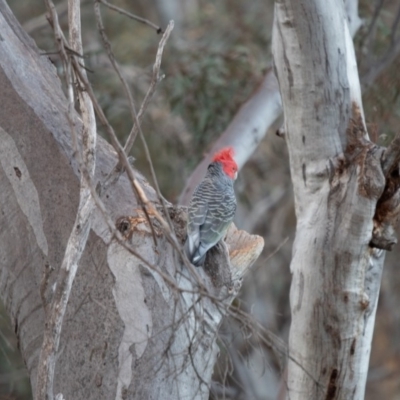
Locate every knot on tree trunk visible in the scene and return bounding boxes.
[341,103,400,251]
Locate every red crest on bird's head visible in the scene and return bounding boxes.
[212,147,238,180]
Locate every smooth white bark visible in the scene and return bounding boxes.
[272,1,388,399]
[344,0,362,36]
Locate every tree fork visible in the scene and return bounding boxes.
[0,1,264,399]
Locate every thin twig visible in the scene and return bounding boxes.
[34,3,268,398]
[365,0,385,40]
[44,0,69,87]
[66,114,184,293]
[35,1,97,399]
[124,21,174,153]
[24,1,68,33]
[94,0,161,244]
[228,306,323,389]
[99,0,163,33]
[94,4,174,236]
[23,0,91,34]
[100,20,174,194]
[361,36,400,89]
[70,54,206,288]
[54,0,260,337]
[361,0,385,63]
[254,237,289,271]
[67,122,251,309]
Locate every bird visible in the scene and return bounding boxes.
[185,147,238,266]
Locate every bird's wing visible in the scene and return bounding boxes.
[197,190,236,254]
[185,180,210,259]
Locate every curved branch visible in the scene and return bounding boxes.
[0,3,265,399]
[180,1,364,206]
[179,70,281,205]
[99,0,162,33]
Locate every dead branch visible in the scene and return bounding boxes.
[360,0,385,53]
[179,70,282,205]
[361,38,400,90]
[123,21,174,153]
[0,1,271,397]
[24,1,68,33]
[69,44,209,289]
[35,0,97,399]
[98,0,163,33]
[99,20,174,195]
[361,2,400,90]
[93,2,174,237]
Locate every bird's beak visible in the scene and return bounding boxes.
[234,171,238,180]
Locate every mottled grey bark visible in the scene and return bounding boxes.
[0,1,263,399]
[272,0,400,399]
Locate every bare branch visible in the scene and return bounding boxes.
[179,3,370,206]
[361,1,400,90]
[43,0,69,85]
[179,70,282,205]
[0,2,267,397]
[98,0,163,33]
[242,187,286,233]
[35,0,97,399]
[92,5,177,266]
[361,0,385,51]
[361,38,400,90]
[100,20,174,194]
[23,0,91,34]
[93,2,175,241]
[124,21,174,153]
[23,1,68,33]
[69,50,209,288]
[66,130,190,294]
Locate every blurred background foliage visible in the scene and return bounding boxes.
[2,0,400,399]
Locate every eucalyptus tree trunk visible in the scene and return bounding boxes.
[273,1,400,399]
[0,1,262,399]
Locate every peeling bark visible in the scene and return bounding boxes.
[272,1,400,399]
[0,1,263,399]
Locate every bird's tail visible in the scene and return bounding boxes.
[184,237,205,267]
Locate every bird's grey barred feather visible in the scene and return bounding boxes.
[185,162,236,266]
